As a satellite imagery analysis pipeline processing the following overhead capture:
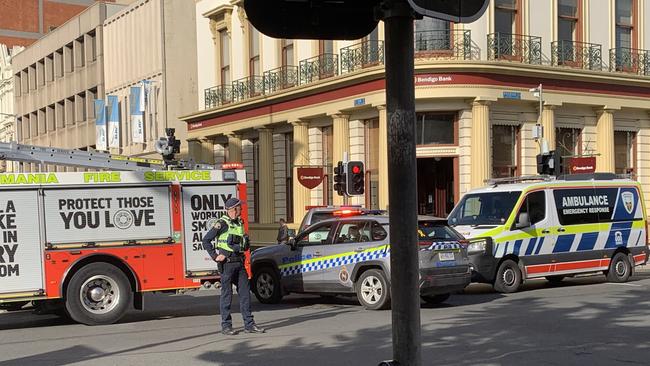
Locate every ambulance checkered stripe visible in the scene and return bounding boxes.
[492,222,646,258]
[280,247,389,277]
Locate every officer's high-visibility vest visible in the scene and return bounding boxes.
[216,215,245,252]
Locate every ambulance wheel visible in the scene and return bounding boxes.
[356,269,391,310]
[252,266,283,304]
[545,275,565,284]
[421,293,450,305]
[494,260,522,293]
[606,252,632,283]
[65,262,132,325]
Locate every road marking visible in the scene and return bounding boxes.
[605,283,642,287]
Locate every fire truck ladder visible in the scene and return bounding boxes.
[0,141,215,171]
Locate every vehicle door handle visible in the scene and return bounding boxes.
[313,251,322,257]
[557,228,566,232]
[541,229,550,234]
[354,247,364,253]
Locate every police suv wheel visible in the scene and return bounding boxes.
[252,267,283,304]
[494,259,522,293]
[65,262,132,325]
[356,269,391,310]
[420,293,451,305]
[606,253,632,283]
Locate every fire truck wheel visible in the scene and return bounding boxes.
[65,262,132,325]
[494,259,522,293]
[252,266,283,304]
[606,252,632,283]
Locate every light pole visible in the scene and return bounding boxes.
[529,84,548,153]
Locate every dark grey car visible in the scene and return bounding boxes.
[251,214,471,309]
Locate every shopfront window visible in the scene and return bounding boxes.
[415,112,455,145]
[492,125,519,178]
[614,131,635,174]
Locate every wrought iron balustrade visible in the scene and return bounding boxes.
[551,40,602,70]
[204,85,233,109]
[609,47,650,75]
[263,65,299,93]
[415,29,472,60]
[487,33,542,64]
[231,75,265,102]
[299,53,339,84]
[340,40,385,74]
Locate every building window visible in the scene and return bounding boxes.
[364,119,380,210]
[492,125,519,178]
[495,0,519,34]
[45,55,54,82]
[249,24,261,76]
[87,30,97,61]
[558,0,580,42]
[219,30,231,85]
[615,0,635,49]
[415,17,451,52]
[64,43,74,73]
[556,127,582,158]
[55,49,64,78]
[285,133,294,223]
[281,39,294,66]
[614,131,636,174]
[415,112,456,145]
[319,40,333,55]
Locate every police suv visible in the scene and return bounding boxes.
[448,173,649,293]
[251,211,471,309]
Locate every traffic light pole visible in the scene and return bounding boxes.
[380,1,421,365]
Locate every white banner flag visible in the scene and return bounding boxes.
[94,99,107,151]
[107,95,120,148]
[130,86,144,143]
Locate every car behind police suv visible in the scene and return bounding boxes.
[251,213,471,309]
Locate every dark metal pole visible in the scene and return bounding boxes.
[380,1,420,365]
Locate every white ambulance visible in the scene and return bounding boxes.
[448,173,649,293]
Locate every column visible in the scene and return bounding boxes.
[332,113,350,205]
[201,138,215,164]
[377,105,389,210]
[470,100,491,188]
[187,138,202,162]
[541,105,557,151]
[596,108,616,173]
[226,133,242,162]
[257,127,275,224]
[292,121,311,223]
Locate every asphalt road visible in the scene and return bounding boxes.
[2,272,650,366]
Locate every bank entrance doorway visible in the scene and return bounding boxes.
[416,157,456,218]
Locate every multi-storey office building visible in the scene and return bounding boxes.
[12,1,125,172]
[189,1,650,244]
[0,44,23,173]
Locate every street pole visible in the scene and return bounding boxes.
[380,0,421,365]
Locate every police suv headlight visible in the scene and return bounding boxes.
[467,240,487,254]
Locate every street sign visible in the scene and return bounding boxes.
[567,157,596,174]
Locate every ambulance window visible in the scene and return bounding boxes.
[516,191,546,227]
[553,188,599,226]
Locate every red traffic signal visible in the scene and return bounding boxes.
[346,161,365,196]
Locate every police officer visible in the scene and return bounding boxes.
[203,197,265,335]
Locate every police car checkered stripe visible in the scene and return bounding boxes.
[279,245,389,277]
[427,242,462,251]
[492,222,646,258]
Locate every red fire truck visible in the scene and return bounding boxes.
[0,141,247,325]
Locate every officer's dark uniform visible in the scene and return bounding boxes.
[202,197,265,335]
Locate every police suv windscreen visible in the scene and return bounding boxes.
[418,221,463,241]
[448,191,521,226]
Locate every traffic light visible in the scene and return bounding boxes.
[346,161,365,196]
[155,128,181,162]
[407,0,489,22]
[333,161,346,196]
[536,150,563,176]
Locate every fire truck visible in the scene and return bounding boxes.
[0,137,247,325]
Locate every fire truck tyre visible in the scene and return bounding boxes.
[252,267,283,304]
[356,269,391,310]
[545,275,565,284]
[65,263,132,325]
[421,293,451,305]
[494,259,522,293]
[606,252,632,283]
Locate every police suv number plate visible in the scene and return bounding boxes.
[439,252,455,261]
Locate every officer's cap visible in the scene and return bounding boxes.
[225,197,242,210]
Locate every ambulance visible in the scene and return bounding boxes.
[447,173,649,293]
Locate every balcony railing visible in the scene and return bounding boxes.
[231,75,264,102]
[263,65,299,93]
[552,40,602,70]
[299,53,339,84]
[340,40,385,74]
[415,29,472,60]
[204,85,233,109]
[487,33,542,64]
[609,47,650,75]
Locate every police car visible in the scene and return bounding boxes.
[448,173,650,293]
[251,211,471,309]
